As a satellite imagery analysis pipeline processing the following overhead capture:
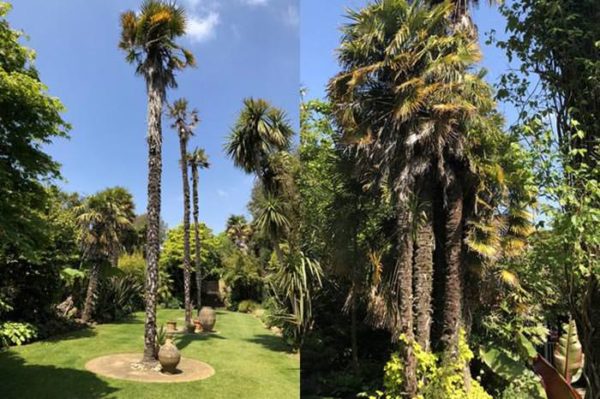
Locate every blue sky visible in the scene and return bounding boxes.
[9,0,517,234]
[8,0,299,233]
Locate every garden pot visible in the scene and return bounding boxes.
[166,320,177,333]
[193,319,202,333]
[198,306,216,332]
[158,338,181,374]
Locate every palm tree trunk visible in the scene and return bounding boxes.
[395,203,417,397]
[143,73,164,363]
[81,261,101,323]
[350,283,360,374]
[414,181,434,351]
[191,165,202,312]
[179,134,192,326]
[441,179,464,358]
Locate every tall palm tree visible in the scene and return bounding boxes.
[119,0,195,363]
[187,147,209,311]
[168,98,198,327]
[76,188,134,323]
[329,0,480,393]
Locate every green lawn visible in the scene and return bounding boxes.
[0,309,299,398]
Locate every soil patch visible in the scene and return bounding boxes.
[85,353,215,383]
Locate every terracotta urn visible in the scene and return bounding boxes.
[166,320,177,333]
[198,306,216,332]
[158,338,181,374]
[193,319,202,333]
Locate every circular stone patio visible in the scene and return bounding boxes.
[85,353,215,383]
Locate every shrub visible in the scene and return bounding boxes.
[237,299,260,313]
[118,252,173,306]
[364,331,492,399]
[0,321,37,348]
[94,275,143,322]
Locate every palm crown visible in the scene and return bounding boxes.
[188,147,210,170]
[168,98,199,140]
[225,98,293,179]
[119,0,195,88]
[329,0,480,196]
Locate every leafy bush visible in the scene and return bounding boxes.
[364,331,492,399]
[0,321,38,347]
[93,275,143,322]
[118,251,173,306]
[0,296,38,348]
[237,299,260,313]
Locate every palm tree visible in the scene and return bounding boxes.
[225,98,294,195]
[329,0,480,393]
[225,98,294,251]
[168,98,198,327]
[187,147,209,311]
[119,0,195,363]
[225,215,252,253]
[76,188,134,323]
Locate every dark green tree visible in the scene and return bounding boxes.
[0,2,70,259]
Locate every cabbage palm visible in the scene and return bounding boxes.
[119,0,195,362]
[225,98,294,195]
[187,147,209,311]
[168,98,198,327]
[76,188,134,323]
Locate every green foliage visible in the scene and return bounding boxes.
[365,332,492,399]
[118,251,173,306]
[220,240,264,309]
[156,324,167,346]
[237,299,260,313]
[0,2,70,258]
[0,296,37,347]
[0,321,37,348]
[268,246,323,348]
[160,223,221,277]
[93,274,143,322]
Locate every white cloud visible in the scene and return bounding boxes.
[217,189,229,198]
[283,4,299,28]
[241,0,269,6]
[187,12,220,43]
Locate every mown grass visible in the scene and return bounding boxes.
[0,309,299,398]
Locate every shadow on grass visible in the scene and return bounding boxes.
[45,327,97,343]
[245,334,294,354]
[0,351,118,399]
[174,331,226,350]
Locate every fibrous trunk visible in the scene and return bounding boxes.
[414,180,434,351]
[81,261,100,323]
[191,166,202,311]
[395,202,417,397]
[179,133,192,326]
[440,178,464,359]
[143,73,164,363]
